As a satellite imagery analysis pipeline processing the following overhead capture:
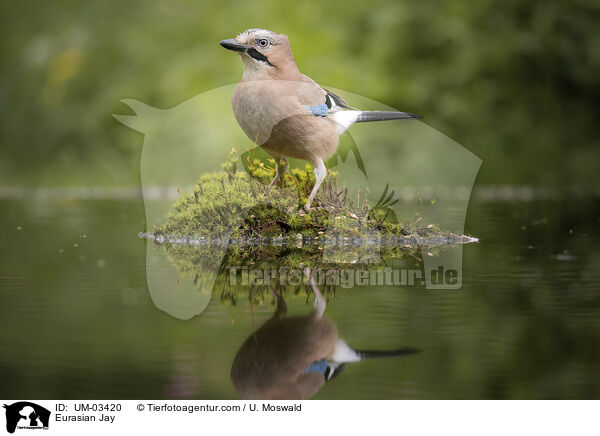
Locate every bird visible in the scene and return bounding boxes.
[230,275,421,400]
[219,28,421,210]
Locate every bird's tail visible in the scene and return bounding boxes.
[331,339,421,363]
[356,347,422,359]
[356,111,422,123]
[325,342,421,381]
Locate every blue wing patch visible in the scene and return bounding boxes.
[303,359,328,374]
[305,103,329,117]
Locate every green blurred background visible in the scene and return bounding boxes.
[2,1,600,400]
[1,0,599,188]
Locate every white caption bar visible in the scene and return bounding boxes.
[0,400,597,436]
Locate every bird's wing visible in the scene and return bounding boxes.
[324,89,356,111]
[291,74,354,115]
[303,89,358,117]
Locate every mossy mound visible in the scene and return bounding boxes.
[154,148,470,246]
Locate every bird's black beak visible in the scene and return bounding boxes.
[219,39,249,53]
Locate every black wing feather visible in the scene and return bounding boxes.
[324,89,355,110]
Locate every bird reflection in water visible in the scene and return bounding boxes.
[231,272,421,399]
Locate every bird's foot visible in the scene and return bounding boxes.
[303,203,329,213]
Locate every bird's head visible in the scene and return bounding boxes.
[220,28,296,79]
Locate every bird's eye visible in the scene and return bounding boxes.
[256,39,269,48]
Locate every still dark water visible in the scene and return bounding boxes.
[1,197,598,399]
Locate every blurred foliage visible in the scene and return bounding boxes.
[1,0,599,187]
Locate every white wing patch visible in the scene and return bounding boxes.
[330,110,361,135]
[330,339,361,363]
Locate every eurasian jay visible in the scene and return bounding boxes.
[220,28,421,210]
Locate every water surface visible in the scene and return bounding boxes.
[0,197,598,399]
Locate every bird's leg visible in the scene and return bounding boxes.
[278,158,288,188]
[266,158,281,192]
[305,267,325,318]
[267,158,288,192]
[268,284,287,318]
[304,159,326,211]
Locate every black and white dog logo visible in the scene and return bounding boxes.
[3,402,50,433]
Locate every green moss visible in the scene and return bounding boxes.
[157,148,424,240]
[150,149,476,304]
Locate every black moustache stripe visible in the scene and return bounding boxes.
[247,48,273,66]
